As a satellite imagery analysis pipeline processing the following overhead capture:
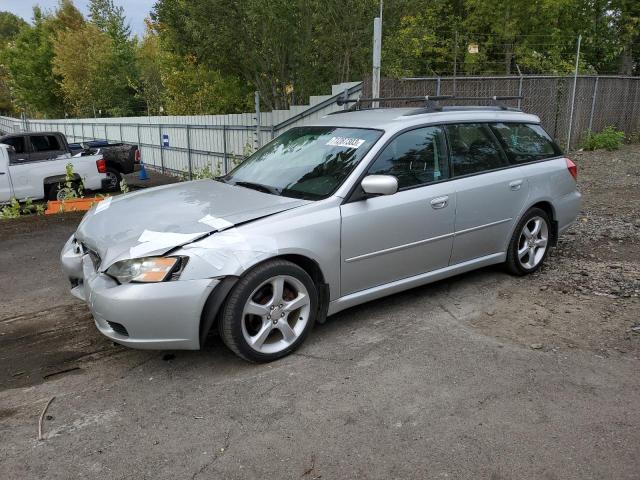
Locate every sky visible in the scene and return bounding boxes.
[1,0,156,37]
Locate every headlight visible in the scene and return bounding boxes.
[106,257,183,284]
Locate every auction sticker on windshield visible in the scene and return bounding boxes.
[326,137,366,149]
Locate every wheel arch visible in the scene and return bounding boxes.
[527,200,558,246]
[198,253,330,348]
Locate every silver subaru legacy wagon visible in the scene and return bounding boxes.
[61,106,581,362]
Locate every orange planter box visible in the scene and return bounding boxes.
[45,197,106,215]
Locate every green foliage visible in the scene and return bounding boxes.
[134,31,164,115]
[0,197,21,219]
[0,12,27,115]
[0,197,45,219]
[1,0,640,116]
[182,163,222,181]
[161,52,250,115]
[57,162,85,199]
[2,7,66,117]
[119,177,129,193]
[582,126,626,151]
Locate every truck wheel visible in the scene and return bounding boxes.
[46,184,62,201]
[104,168,121,191]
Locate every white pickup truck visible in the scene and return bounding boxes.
[0,133,107,203]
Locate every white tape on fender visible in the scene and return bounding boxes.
[198,214,234,231]
[129,230,208,258]
[95,197,112,213]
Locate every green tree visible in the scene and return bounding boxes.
[2,7,65,117]
[135,28,165,115]
[53,23,114,116]
[88,0,140,115]
[0,12,28,115]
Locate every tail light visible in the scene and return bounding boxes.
[96,158,106,173]
[135,149,141,163]
[566,158,577,180]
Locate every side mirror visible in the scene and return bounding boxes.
[5,145,17,164]
[361,175,398,197]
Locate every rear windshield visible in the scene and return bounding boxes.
[490,123,561,163]
[221,126,382,200]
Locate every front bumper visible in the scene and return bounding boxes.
[61,237,219,350]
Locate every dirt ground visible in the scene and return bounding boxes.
[0,146,638,479]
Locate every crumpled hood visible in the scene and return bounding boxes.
[74,179,310,268]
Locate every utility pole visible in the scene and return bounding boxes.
[371,0,383,107]
[566,34,582,151]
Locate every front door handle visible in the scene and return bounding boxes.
[430,195,449,209]
[509,180,523,191]
[0,172,5,175]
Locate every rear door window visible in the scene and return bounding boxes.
[490,123,561,163]
[445,123,509,177]
[2,136,26,154]
[368,126,449,189]
[30,135,61,152]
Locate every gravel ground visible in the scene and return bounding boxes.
[0,146,638,479]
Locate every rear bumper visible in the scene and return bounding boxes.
[556,190,582,234]
[61,236,218,350]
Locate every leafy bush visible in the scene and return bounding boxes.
[1,197,46,219]
[182,163,223,181]
[582,126,625,151]
[56,162,85,199]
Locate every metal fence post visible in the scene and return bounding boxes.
[186,125,192,180]
[566,34,582,151]
[517,75,523,109]
[222,124,228,174]
[254,91,261,150]
[588,76,599,133]
[158,124,165,174]
[436,77,441,96]
[136,123,141,163]
[119,123,123,142]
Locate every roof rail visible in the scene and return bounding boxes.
[335,95,523,113]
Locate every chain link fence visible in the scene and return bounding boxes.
[364,75,640,149]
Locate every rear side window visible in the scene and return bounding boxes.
[30,135,61,152]
[2,136,25,154]
[490,123,561,163]
[368,126,449,189]
[445,123,509,176]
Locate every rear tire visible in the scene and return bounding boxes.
[218,259,318,363]
[104,168,121,191]
[505,207,551,276]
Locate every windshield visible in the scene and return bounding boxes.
[221,126,383,200]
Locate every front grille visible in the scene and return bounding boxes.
[107,321,129,337]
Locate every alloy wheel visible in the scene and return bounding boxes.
[517,216,549,269]
[240,275,311,354]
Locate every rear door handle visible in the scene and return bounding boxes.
[430,196,449,209]
[509,180,523,191]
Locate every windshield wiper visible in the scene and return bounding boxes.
[233,181,280,195]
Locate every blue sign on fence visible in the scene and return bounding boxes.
[162,134,169,147]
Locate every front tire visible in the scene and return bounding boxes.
[505,207,551,276]
[219,259,318,363]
